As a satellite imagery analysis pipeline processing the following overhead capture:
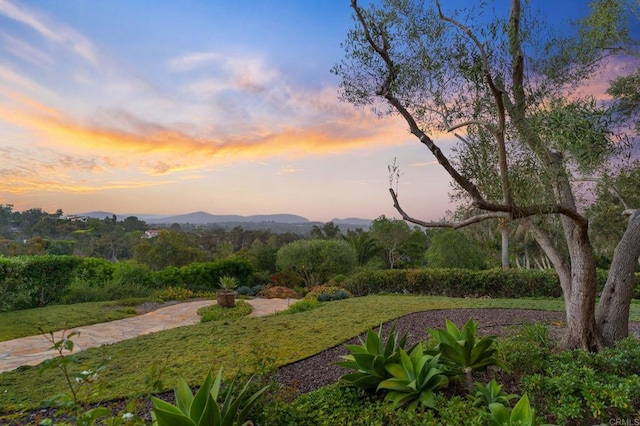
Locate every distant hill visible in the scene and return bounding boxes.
[330,217,372,227]
[74,211,372,229]
[145,212,310,225]
[75,211,310,224]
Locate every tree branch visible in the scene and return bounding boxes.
[447,120,499,136]
[389,188,508,228]
[436,0,512,206]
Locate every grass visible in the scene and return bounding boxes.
[0,302,142,342]
[198,299,253,322]
[1,294,638,412]
[0,295,568,410]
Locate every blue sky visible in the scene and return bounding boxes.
[0,0,633,222]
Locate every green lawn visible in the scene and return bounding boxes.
[0,302,141,342]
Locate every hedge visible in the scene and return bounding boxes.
[342,268,640,299]
[153,257,255,292]
[0,255,83,311]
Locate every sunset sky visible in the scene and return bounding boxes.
[0,0,634,222]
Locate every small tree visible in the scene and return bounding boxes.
[275,239,357,287]
[425,229,486,270]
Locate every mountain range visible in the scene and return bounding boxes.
[75,211,372,227]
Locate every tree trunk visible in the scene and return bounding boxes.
[499,218,509,269]
[596,210,640,346]
[528,218,602,350]
[561,218,602,351]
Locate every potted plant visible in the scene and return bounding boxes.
[216,275,238,308]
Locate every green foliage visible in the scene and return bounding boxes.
[343,268,562,298]
[337,323,409,390]
[280,299,321,314]
[305,284,353,302]
[256,383,490,425]
[472,379,519,408]
[342,231,382,266]
[0,255,83,311]
[425,229,486,270]
[369,215,427,269]
[521,338,640,423]
[197,300,252,323]
[38,330,112,425]
[317,293,333,302]
[111,260,154,289]
[378,344,449,411]
[488,394,541,426]
[275,239,357,287]
[157,258,254,293]
[151,286,195,302]
[133,230,205,271]
[496,323,555,379]
[150,368,268,426]
[218,275,239,290]
[427,319,506,390]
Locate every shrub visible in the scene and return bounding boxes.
[275,239,357,287]
[258,286,298,299]
[151,286,195,302]
[342,268,562,298]
[178,258,255,292]
[236,286,254,296]
[0,255,83,310]
[255,383,489,425]
[305,284,353,301]
[112,260,154,289]
[425,229,486,269]
[520,338,640,424]
[317,293,332,302]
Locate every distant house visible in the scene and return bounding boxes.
[63,215,88,222]
[143,230,162,239]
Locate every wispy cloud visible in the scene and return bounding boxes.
[0,0,97,63]
[277,165,303,175]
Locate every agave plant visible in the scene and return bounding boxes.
[472,379,519,408]
[488,394,550,426]
[427,319,508,391]
[150,367,267,426]
[336,323,410,390]
[377,343,449,411]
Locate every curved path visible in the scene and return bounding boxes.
[0,298,294,374]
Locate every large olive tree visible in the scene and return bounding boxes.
[334,0,639,350]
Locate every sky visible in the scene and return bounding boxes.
[0,0,634,222]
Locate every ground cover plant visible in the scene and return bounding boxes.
[0,295,569,410]
[0,302,143,342]
[1,295,639,424]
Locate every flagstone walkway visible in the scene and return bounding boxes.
[0,298,294,374]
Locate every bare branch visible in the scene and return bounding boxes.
[447,120,499,136]
[389,188,508,228]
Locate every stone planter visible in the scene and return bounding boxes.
[216,290,236,308]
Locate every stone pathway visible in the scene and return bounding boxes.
[0,298,294,374]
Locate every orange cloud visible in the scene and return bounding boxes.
[1,94,408,171]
